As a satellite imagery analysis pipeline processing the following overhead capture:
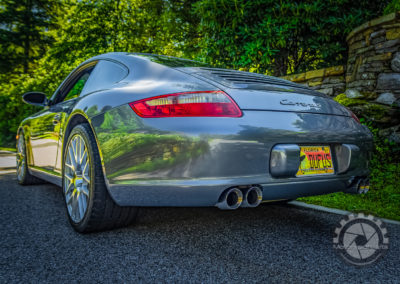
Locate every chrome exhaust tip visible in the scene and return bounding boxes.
[241,186,263,208]
[216,188,243,210]
[359,178,370,194]
[346,177,370,194]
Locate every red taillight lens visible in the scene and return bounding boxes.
[351,112,361,124]
[129,91,242,118]
[348,109,361,124]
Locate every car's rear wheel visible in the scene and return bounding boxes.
[63,124,138,233]
[16,133,43,185]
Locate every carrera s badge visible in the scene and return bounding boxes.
[280,99,321,108]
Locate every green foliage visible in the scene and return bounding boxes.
[194,0,389,75]
[0,147,16,152]
[361,104,389,121]
[97,131,209,179]
[384,0,400,14]
[0,57,74,146]
[0,0,63,73]
[49,0,200,65]
[334,93,397,125]
[333,93,367,107]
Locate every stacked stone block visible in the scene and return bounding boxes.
[282,12,400,142]
[346,12,400,105]
[281,65,346,97]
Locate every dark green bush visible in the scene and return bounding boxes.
[194,0,389,76]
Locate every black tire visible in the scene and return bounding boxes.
[16,132,44,185]
[262,199,293,205]
[63,124,138,233]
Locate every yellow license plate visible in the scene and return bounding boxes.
[296,146,334,176]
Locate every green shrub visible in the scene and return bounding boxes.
[384,0,400,14]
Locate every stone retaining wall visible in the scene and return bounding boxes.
[281,65,345,97]
[346,11,400,104]
[282,12,400,142]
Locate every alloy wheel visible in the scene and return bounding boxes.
[64,134,91,223]
[16,135,26,181]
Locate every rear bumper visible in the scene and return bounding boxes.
[91,105,373,207]
[107,174,367,206]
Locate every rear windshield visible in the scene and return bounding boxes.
[131,53,212,68]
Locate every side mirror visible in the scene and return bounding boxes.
[22,92,49,107]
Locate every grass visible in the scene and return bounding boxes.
[299,190,400,222]
[299,153,400,221]
[0,147,16,152]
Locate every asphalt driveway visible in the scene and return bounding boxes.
[0,155,399,283]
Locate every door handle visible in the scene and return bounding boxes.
[53,114,61,125]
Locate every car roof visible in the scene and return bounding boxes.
[79,52,210,70]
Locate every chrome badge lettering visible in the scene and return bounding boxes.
[280,99,321,108]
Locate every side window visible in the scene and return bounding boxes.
[53,65,95,104]
[63,71,92,102]
[81,60,128,95]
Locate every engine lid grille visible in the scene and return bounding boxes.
[196,67,309,90]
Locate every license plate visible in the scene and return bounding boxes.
[296,146,334,176]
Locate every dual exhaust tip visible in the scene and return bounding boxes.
[347,177,370,194]
[357,178,370,194]
[216,186,263,210]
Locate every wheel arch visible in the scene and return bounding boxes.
[16,123,34,167]
[62,112,108,185]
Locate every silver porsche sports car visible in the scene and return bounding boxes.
[17,53,373,232]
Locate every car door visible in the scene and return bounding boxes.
[29,63,96,175]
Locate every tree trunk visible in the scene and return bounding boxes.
[23,0,32,73]
[273,53,288,77]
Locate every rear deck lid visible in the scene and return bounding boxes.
[177,67,350,116]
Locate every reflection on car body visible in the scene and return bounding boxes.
[16,53,373,232]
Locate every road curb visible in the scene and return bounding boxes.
[288,200,400,226]
[0,167,15,171]
[0,170,15,174]
[0,150,16,154]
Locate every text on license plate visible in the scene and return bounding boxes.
[296,146,334,176]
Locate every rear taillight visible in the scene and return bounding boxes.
[348,109,361,124]
[129,91,242,118]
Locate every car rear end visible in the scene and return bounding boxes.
[179,67,373,190]
[91,57,373,208]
